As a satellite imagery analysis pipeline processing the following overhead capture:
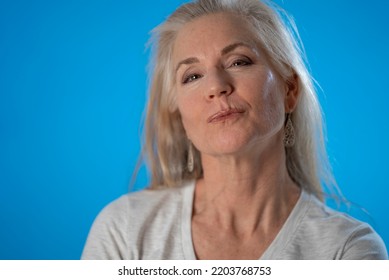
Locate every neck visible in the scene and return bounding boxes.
[194,135,300,235]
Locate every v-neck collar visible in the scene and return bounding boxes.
[180,180,312,260]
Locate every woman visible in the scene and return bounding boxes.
[82,0,388,259]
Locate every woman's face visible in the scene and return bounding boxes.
[173,13,294,157]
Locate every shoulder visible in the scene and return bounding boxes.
[292,191,388,259]
[81,181,194,259]
[90,186,178,224]
[101,184,189,225]
[107,185,182,212]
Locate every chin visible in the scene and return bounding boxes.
[207,136,253,156]
[206,129,284,157]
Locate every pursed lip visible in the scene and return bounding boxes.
[207,108,245,123]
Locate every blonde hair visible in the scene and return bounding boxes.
[141,0,338,200]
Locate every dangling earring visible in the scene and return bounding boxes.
[283,113,295,147]
[187,142,194,172]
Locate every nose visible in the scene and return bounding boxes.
[206,69,233,100]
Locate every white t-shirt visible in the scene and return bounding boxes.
[82,180,388,259]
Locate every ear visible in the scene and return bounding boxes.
[284,72,300,113]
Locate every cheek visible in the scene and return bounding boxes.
[177,94,202,139]
[263,89,284,117]
[250,76,285,129]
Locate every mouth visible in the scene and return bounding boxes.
[207,108,245,123]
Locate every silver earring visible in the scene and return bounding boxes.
[284,113,295,147]
[187,142,194,172]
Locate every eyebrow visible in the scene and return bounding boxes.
[175,42,254,73]
[221,42,253,55]
[175,57,200,73]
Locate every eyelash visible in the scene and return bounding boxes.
[231,58,252,67]
[181,57,253,84]
[182,73,202,84]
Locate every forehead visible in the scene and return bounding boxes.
[173,12,258,59]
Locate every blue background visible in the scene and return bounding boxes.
[0,0,388,259]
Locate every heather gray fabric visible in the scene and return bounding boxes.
[82,180,388,260]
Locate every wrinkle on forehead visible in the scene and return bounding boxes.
[172,12,261,66]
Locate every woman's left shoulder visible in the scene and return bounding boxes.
[300,191,388,259]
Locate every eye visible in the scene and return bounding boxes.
[182,73,202,84]
[230,58,252,67]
